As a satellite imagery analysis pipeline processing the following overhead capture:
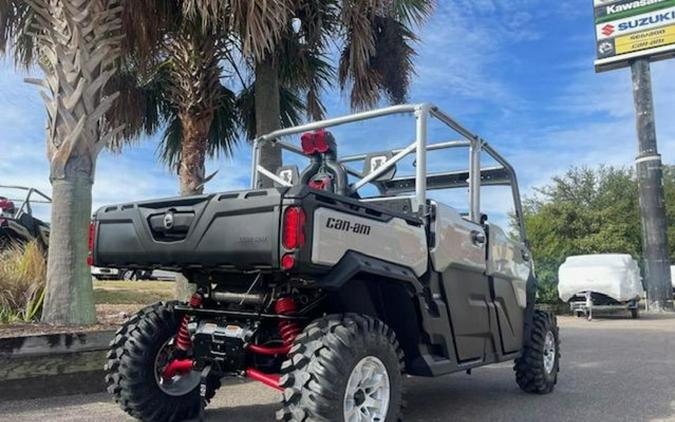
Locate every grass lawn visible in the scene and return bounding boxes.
[94,280,174,304]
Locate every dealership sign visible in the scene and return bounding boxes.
[595,0,675,71]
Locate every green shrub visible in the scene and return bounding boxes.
[0,241,47,323]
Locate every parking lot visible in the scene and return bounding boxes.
[1,315,674,422]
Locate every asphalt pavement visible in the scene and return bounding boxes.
[1,315,674,422]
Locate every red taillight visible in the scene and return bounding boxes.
[281,254,295,271]
[87,221,95,266]
[282,207,305,249]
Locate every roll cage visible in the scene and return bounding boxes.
[0,185,52,219]
[252,103,527,242]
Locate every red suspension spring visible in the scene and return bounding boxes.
[175,293,203,351]
[275,297,301,350]
[247,297,301,356]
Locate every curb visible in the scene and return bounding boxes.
[0,330,115,400]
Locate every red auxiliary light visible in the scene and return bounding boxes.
[281,254,295,271]
[301,131,316,155]
[282,207,305,249]
[87,221,96,266]
[300,129,331,155]
[313,129,330,153]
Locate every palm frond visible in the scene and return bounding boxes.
[158,84,240,168]
[229,0,291,61]
[120,0,181,59]
[276,29,334,120]
[0,0,39,68]
[105,61,172,148]
[206,85,240,158]
[238,84,305,141]
[293,0,340,48]
[370,16,416,104]
[338,0,434,109]
[158,115,183,169]
[391,0,434,25]
[338,0,380,109]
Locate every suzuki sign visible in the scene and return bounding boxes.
[595,0,675,71]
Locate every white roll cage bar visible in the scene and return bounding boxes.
[251,103,527,242]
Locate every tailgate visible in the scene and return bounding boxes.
[93,189,283,270]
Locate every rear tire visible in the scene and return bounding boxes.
[105,301,219,422]
[277,314,404,422]
[514,310,560,394]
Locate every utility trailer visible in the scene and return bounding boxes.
[96,104,560,422]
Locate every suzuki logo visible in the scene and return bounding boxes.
[602,24,615,36]
[163,212,174,230]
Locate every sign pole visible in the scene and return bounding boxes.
[630,59,674,312]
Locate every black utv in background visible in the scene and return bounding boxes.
[0,186,50,250]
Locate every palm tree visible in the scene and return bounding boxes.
[188,0,434,187]
[0,0,172,324]
[112,1,335,192]
[108,3,321,298]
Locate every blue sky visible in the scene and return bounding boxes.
[1,0,674,225]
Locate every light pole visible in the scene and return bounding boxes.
[630,59,674,312]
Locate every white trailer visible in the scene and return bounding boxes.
[558,254,643,320]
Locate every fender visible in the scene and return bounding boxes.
[317,251,423,293]
[522,273,539,346]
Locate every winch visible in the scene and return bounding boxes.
[192,321,255,373]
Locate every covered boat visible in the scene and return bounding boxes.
[558,254,643,303]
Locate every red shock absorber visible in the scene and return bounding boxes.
[175,292,203,352]
[275,297,301,350]
[247,297,301,356]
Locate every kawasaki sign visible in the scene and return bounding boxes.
[595,0,675,71]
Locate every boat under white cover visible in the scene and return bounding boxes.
[558,254,643,303]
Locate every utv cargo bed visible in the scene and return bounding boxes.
[93,189,283,270]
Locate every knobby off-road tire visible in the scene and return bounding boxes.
[277,314,405,422]
[514,310,560,394]
[105,301,220,422]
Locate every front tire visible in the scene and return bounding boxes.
[514,310,560,394]
[105,301,219,422]
[277,314,404,422]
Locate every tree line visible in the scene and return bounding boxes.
[521,166,675,303]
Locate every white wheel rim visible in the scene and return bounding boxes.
[343,356,391,422]
[543,331,556,374]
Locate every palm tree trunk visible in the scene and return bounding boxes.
[175,112,211,299]
[42,175,96,324]
[178,113,211,196]
[255,56,282,188]
[28,0,122,325]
